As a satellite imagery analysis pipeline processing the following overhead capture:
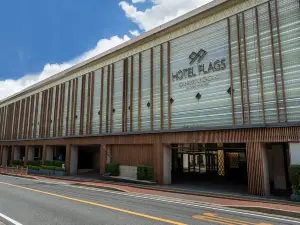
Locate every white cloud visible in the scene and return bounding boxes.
[132,0,146,3]
[0,0,213,100]
[0,35,130,100]
[119,0,213,31]
[129,29,140,36]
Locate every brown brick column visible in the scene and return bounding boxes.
[246,142,269,196]
[65,144,70,176]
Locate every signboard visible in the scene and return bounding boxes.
[172,49,226,90]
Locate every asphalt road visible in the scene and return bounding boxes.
[0,175,299,225]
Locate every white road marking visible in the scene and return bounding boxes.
[0,212,22,225]
[1,174,300,224]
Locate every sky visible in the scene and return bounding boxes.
[0,0,213,100]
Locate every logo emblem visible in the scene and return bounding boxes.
[189,49,207,65]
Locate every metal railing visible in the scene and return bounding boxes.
[0,166,28,175]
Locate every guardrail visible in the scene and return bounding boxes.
[0,166,28,175]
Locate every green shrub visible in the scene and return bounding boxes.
[289,165,300,186]
[105,163,120,176]
[12,160,20,166]
[40,165,55,170]
[44,160,54,166]
[40,165,65,171]
[27,160,41,166]
[137,165,154,181]
[53,160,63,167]
[27,165,40,170]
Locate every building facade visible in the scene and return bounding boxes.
[0,0,299,196]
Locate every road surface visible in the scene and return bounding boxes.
[0,175,299,225]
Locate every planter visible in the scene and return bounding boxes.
[54,171,66,176]
[39,169,54,176]
[290,194,300,202]
[28,169,40,175]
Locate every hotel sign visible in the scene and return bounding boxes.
[172,49,226,90]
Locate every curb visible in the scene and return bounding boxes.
[2,173,299,207]
[33,174,300,207]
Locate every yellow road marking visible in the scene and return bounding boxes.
[194,215,235,225]
[0,181,187,225]
[193,213,272,225]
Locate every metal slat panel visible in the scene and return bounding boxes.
[56,85,61,136]
[153,46,161,130]
[2,107,7,140]
[36,93,42,138]
[31,95,36,138]
[162,43,168,129]
[75,77,82,135]
[132,55,139,131]
[141,50,151,131]
[26,97,31,138]
[102,67,108,133]
[170,20,232,129]
[68,81,73,136]
[126,57,131,131]
[112,61,123,133]
[257,3,278,123]
[230,16,243,125]
[50,86,56,137]
[83,74,89,135]
[276,0,300,122]
[44,92,49,137]
[242,9,262,124]
[62,83,67,136]
[92,69,101,134]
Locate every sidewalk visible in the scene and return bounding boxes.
[3,173,300,218]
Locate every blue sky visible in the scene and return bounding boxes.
[0,0,137,80]
[0,0,212,99]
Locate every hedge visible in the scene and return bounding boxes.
[40,165,65,171]
[105,163,120,176]
[289,165,300,195]
[27,160,41,166]
[137,165,154,181]
[44,160,64,167]
[12,160,20,166]
[28,165,40,170]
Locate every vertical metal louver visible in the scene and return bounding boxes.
[112,60,123,133]
[141,50,151,131]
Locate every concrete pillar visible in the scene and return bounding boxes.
[0,146,2,166]
[2,146,9,166]
[100,145,107,175]
[65,144,71,175]
[70,145,78,176]
[289,143,300,165]
[24,146,28,166]
[42,145,46,165]
[106,145,112,164]
[273,145,287,190]
[163,144,172,185]
[28,147,35,161]
[46,146,54,161]
[13,146,20,160]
